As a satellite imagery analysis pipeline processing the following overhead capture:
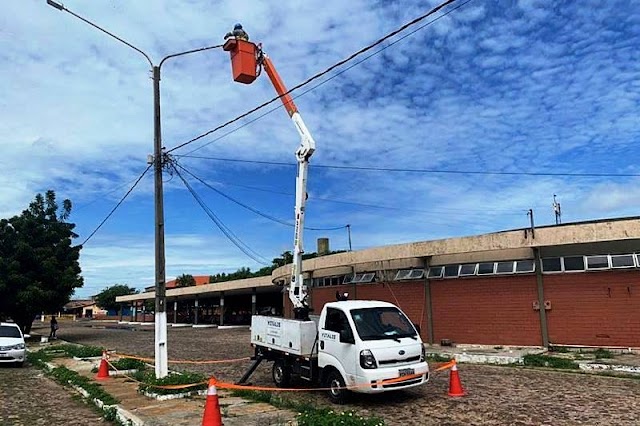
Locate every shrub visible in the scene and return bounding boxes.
[110,358,147,371]
[592,348,614,359]
[49,365,119,405]
[523,354,579,370]
[45,344,104,358]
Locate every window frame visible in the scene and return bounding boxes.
[610,254,636,269]
[562,256,586,272]
[459,263,478,277]
[495,261,515,274]
[477,262,496,275]
[541,257,562,273]
[443,265,460,279]
[394,269,413,281]
[585,255,610,270]
[515,259,535,274]
[427,266,444,279]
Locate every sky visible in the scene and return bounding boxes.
[2,0,639,298]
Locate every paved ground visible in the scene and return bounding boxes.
[0,363,110,426]
[29,321,640,425]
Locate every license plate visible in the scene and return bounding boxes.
[399,368,415,377]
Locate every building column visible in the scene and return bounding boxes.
[251,288,257,315]
[173,300,178,324]
[194,298,199,325]
[132,304,137,322]
[423,258,435,345]
[219,292,225,326]
[533,248,550,347]
[119,305,123,321]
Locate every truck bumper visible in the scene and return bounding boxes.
[351,361,429,394]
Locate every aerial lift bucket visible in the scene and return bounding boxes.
[223,39,257,84]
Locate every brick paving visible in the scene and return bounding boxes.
[0,363,109,426]
[27,321,640,425]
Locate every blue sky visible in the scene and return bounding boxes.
[2,0,639,298]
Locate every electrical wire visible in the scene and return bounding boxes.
[172,169,526,216]
[75,170,151,212]
[81,164,152,246]
[171,165,270,265]
[167,0,463,154]
[174,162,347,231]
[176,155,640,178]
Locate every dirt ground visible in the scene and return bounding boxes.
[31,321,640,425]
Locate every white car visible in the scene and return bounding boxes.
[0,322,28,367]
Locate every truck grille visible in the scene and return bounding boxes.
[382,376,423,389]
[378,355,420,366]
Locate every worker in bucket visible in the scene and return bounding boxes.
[224,23,249,41]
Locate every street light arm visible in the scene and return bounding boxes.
[46,0,153,68]
[158,44,224,69]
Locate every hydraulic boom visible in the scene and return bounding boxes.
[260,53,316,320]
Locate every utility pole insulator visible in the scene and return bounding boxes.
[147,154,154,165]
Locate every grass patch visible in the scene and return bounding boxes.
[231,389,385,426]
[110,357,147,371]
[133,370,208,395]
[27,350,53,368]
[592,348,614,359]
[49,365,119,405]
[44,344,104,358]
[523,354,579,370]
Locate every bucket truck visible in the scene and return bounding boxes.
[223,37,429,403]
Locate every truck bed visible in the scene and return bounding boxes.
[251,315,318,357]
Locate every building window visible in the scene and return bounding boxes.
[477,262,495,275]
[348,273,375,284]
[563,256,585,272]
[586,255,609,270]
[427,266,444,278]
[459,263,477,276]
[444,265,459,278]
[496,261,515,274]
[541,258,562,273]
[408,269,425,279]
[611,254,635,268]
[515,259,535,273]
[394,270,412,280]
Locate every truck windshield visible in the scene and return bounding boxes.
[350,307,417,341]
[0,325,22,338]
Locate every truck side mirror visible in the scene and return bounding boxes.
[339,329,355,344]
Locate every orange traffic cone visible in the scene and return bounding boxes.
[448,361,465,397]
[202,378,223,426]
[96,351,110,380]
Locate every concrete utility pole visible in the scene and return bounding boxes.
[47,0,222,378]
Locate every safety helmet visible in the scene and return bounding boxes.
[234,23,243,30]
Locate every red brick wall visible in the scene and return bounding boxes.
[431,275,542,346]
[544,270,640,347]
[310,282,428,340]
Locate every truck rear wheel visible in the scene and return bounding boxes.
[325,370,349,404]
[272,359,291,388]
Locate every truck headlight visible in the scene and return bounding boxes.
[420,345,426,362]
[11,343,25,350]
[360,349,377,369]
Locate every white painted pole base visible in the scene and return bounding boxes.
[155,311,168,378]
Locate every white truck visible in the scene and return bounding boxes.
[248,300,429,403]
[224,34,429,402]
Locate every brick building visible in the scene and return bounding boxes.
[274,217,640,348]
[118,217,640,348]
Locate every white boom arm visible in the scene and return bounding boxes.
[262,55,316,319]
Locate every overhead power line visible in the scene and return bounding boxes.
[81,165,152,246]
[176,155,640,178]
[167,0,464,154]
[174,162,347,231]
[171,165,270,265]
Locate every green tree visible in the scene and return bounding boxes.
[175,274,196,287]
[0,191,83,332]
[95,284,138,312]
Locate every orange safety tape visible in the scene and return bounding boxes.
[114,352,251,365]
[433,360,456,372]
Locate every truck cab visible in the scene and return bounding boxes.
[317,300,429,403]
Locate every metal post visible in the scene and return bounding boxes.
[422,258,434,345]
[194,298,199,325]
[173,300,178,324]
[533,248,550,347]
[153,66,169,378]
[251,288,257,315]
[346,224,352,251]
[219,292,225,326]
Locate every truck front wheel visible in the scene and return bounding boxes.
[272,359,291,388]
[325,370,349,404]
